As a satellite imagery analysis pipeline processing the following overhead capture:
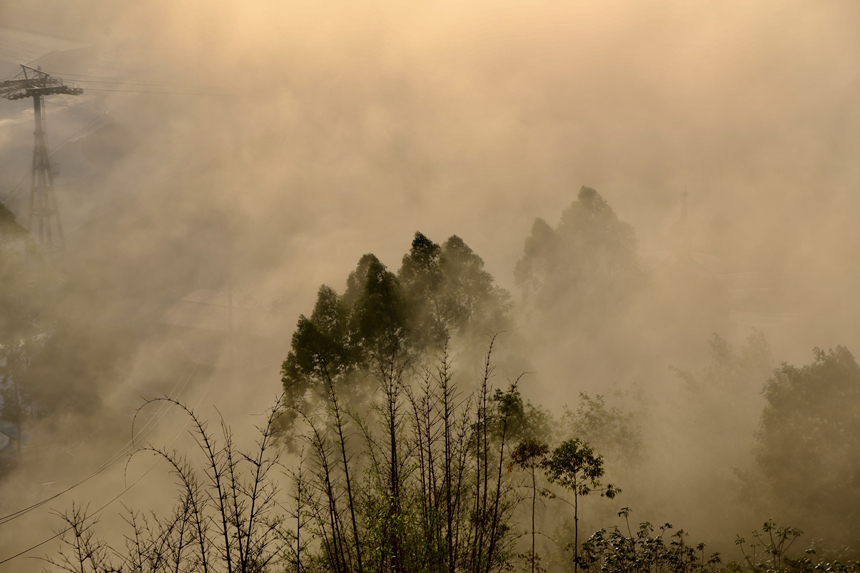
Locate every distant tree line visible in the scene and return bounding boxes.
[22,184,860,570]
[0,201,133,472]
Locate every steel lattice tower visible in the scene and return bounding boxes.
[1,64,83,253]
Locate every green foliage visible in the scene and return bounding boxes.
[496,393,637,573]
[509,437,550,472]
[491,383,553,442]
[751,346,860,546]
[289,286,353,377]
[348,254,406,358]
[542,439,619,573]
[509,437,550,573]
[282,343,524,573]
[735,519,804,571]
[399,232,445,349]
[399,233,511,351]
[580,514,860,573]
[543,440,616,500]
[580,509,723,573]
[50,336,860,573]
[48,349,533,572]
[280,231,511,437]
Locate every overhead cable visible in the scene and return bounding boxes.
[0,365,211,565]
[0,364,196,526]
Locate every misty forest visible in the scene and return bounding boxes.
[2,1,860,572]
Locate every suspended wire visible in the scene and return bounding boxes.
[70,77,213,86]
[41,70,247,96]
[0,364,194,524]
[0,366,213,566]
[72,79,234,92]
[3,69,255,95]
[0,69,252,203]
[0,367,189,525]
[0,461,158,565]
[43,70,231,91]
[0,88,223,205]
[2,67,232,91]
[0,364,197,526]
[71,79,226,89]
[81,87,237,96]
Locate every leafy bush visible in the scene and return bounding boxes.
[580,512,860,573]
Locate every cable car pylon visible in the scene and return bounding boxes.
[1,64,83,253]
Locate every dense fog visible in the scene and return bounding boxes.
[1,1,860,571]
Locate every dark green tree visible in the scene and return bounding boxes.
[280,284,355,436]
[399,232,511,352]
[751,345,860,549]
[579,508,723,573]
[509,437,550,573]
[280,254,406,434]
[398,231,445,350]
[436,235,509,338]
[281,232,511,437]
[347,254,406,360]
[543,439,619,573]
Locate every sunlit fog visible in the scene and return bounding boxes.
[2,1,860,571]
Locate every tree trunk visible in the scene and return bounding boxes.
[573,491,579,573]
[531,465,537,573]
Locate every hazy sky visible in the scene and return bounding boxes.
[2,2,860,567]
[1,0,858,420]
[2,0,858,427]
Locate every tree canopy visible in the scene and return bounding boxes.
[752,346,860,545]
[280,231,510,430]
[514,186,642,325]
